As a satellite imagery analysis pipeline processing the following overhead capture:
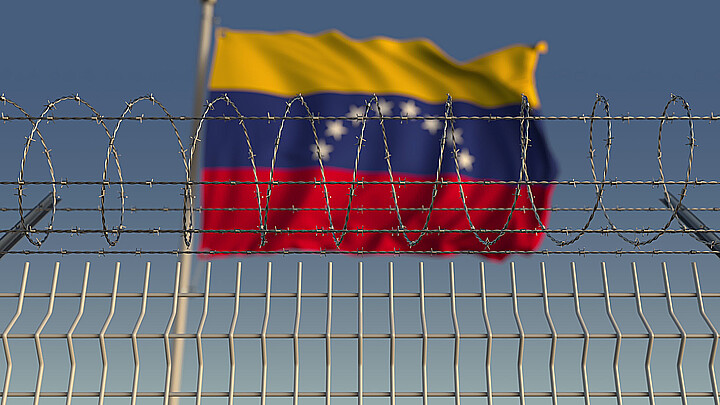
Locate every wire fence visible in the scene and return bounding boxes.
[1,260,719,404]
[2,93,720,405]
[0,92,715,255]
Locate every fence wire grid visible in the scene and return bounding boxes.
[2,260,720,404]
[0,92,717,255]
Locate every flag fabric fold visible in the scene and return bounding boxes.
[201,29,557,256]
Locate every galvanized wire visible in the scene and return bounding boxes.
[4,206,720,212]
[571,263,590,405]
[65,263,88,405]
[2,249,720,255]
[510,263,526,405]
[32,262,58,405]
[5,115,720,122]
[1,262,28,405]
[694,262,720,405]
[5,227,720,235]
[0,260,718,401]
[633,263,656,405]
[602,263,623,405]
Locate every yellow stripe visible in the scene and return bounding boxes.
[209,29,546,108]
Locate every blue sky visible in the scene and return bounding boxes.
[2,0,719,263]
[1,0,720,400]
[5,1,719,111]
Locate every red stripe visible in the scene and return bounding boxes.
[200,168,554,259]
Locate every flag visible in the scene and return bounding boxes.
[200,29,557,256]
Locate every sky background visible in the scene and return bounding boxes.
[2,0,720,402]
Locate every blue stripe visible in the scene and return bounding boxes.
[204,91,557,181]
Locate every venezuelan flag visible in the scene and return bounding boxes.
[201,29,557,255]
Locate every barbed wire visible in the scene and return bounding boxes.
[6,227,720,234]
[5,115,720,121]
[2,180,719,185]
[5,206,718,213]
[0,92,715,255]
[0,249,716,255]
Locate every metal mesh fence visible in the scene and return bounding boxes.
[1,259,719,404]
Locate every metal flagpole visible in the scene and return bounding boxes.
[170,0,217,402]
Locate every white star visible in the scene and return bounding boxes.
[421,119,442,135]
[457,148,475,171]
[346,104,366,127]
[310,139,334,162]
[325,120,347,141]
[373,98,394,116]
[444,127,464,145]
[399,100,420,117]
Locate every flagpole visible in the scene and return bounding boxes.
[171,0,217,402]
